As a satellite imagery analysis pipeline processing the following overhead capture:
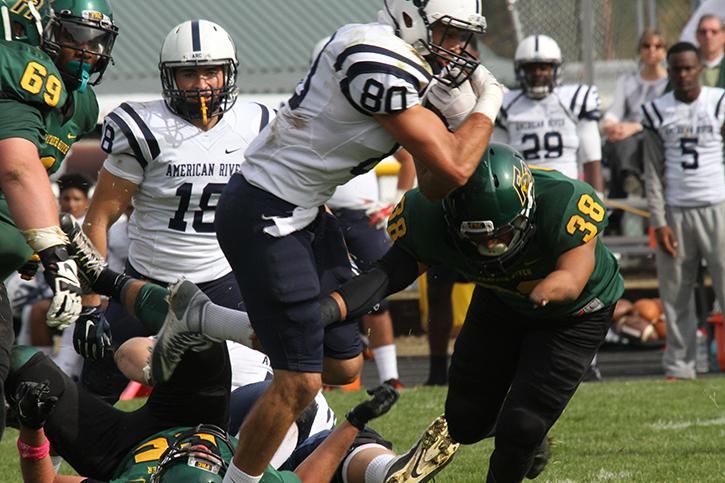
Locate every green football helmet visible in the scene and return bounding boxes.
[150,425,235,483]
[41,0,118,91]
[0,0,49,45]
[443,143,536,274]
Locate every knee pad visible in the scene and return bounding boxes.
[445,393,497,444]
[496,407,547,449]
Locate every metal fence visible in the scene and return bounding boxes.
[503,0,697,106]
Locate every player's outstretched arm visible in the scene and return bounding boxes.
[1,138,83,329]
[293,384,399,483]
[321,246,423,325]
[528,237,597,307]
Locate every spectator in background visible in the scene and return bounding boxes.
[56,173,92,220]
[642,42,725,380]
[695,15,725,88]
[602,29,668,204]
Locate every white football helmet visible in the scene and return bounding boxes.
[380,0,486,86]
[159,19,239,122]
[514,35,562,99]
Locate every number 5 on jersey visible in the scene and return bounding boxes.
[565,194,604,242]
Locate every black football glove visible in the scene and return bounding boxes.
[346,382,400,430]
[73,306,112,360]
[14,381,58,430]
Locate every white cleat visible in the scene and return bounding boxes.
[383,414,460,483]
[150,279,213,384]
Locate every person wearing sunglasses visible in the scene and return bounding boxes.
[695,14,725,88]
[601,29,669,224]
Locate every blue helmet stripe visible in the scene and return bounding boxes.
[191,20,201,51]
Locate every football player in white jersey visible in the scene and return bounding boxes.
[149,2,504,482]
[642,42,725,380]
[495,35,604,193]
[77,20,274,402]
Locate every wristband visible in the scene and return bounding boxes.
[17,437,50,461]
[21,225,69,253]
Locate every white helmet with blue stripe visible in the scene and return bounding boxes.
[159,19,238,122]
[380,0,487,86]
[514,34,562,99]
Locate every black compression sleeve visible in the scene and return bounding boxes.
[336,245,419,320]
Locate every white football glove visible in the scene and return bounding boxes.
[426,77,477,131]
[468,64,504,123]
[40,248,83,329]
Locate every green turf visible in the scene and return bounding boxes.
[1,377,724,482]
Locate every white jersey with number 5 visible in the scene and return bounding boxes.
[496,84,601,179]
[641,86,725,207]
[101,100,274,283]
[241,22,433,209]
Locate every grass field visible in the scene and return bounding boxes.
[1,376,724,482]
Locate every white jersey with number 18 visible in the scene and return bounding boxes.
[101,99,274,283]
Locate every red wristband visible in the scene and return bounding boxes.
[17,437,50,461]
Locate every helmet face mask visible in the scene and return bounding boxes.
[150,425,235,483]
[159,20,239,125]
[381,0,486,87]
[443,143,536,274]
[514,35,562,99]
[42,0,118,91]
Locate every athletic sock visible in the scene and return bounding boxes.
[372,344,399,382]
[132,284,170,333]
[365,453,396,483]
[222,461,263,483]
[200,302,255,348]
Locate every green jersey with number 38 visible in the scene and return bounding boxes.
[0,39,98,175]
[388,168,624,318]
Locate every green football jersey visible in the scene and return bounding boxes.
[389,168,624,318]
[0,40,98,175]
[111,427,301,483]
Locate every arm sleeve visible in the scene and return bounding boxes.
[576,119,602,163]
[642,129,667,228]
[0,99,45,146]
[335,245,420,320]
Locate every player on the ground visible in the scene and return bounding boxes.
[318,143,624,481]
[7,343,399,483]
[152,2,504,481]
[0,0,118,440]
[77,19,273,402]
[495,34,604,193]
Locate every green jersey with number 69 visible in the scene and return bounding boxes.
[111,426,301,483]
[388,167,623,319]
[0,40,99,175]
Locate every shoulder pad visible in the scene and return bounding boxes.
[102,101,161,168]
[333,26,433,115]
[0,41,68,109]
[640,98,664,131]
[558,84,601,121]
[233,101,277,134]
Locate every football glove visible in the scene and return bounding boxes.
[39,245,83,329]
[346,382,400,430]
[18,254,41,280]
[426,77,477,131]
[13,381,58,430]
[73,306,112,360]
[468,64,504,122]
